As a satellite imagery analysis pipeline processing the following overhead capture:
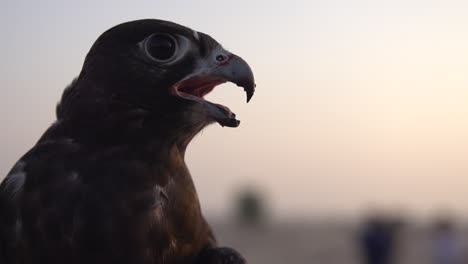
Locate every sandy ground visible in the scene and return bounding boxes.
[210,219,468,264]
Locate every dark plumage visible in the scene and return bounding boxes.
[0,19,255,264]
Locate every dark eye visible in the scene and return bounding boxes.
[145,34,177,61]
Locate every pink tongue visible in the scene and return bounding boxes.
[179,78,222,98]
[195,86,215,98]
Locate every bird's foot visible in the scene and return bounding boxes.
[196,247,247,264]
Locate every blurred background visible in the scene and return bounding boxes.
[1,0,467,263]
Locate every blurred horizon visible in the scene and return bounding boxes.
[1,0,468,220]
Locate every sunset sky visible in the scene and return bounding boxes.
[2,0,468,220]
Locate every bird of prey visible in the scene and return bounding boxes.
[0,19,255,264]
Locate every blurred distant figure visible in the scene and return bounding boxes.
[430,219,463,264]
[235,188,266,226]
[359,216,397,264]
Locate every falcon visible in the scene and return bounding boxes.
[0,19,255,264]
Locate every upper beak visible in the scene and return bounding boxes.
[211,54,256,103]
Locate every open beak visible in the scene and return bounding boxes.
[171,53,256,127]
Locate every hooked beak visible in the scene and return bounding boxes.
[209,54,256,103]
[171,52,256,127]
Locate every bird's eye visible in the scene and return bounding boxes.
[144,34,177,62]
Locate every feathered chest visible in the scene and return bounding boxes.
[5,140,211,264]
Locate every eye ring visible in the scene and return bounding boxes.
[141,34,178,62]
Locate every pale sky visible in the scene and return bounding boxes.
[1,0,468,220]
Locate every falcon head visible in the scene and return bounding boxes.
[76,19,255,129]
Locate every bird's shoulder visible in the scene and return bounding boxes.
[1,134,171,209]
[0,138,84,263]
[1,138,81,197]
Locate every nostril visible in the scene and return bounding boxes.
[216,55,225,62]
